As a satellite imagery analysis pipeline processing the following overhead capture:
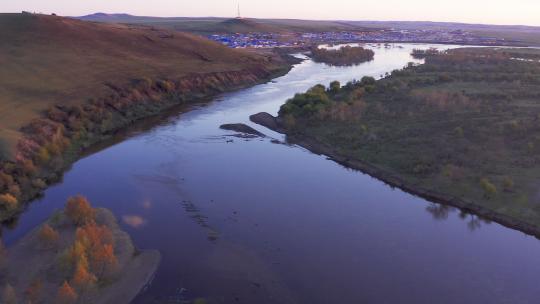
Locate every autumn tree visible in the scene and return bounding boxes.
[75,222,117,278]
[65,195,95,226]
[75,222,114,251]
[38,223,60,249]
[60,240,87,274]
[71,260,97,294]
[1,283,17,304]
[91,243,118,277]
[56,281,78,304]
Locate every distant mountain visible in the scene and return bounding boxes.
[78,12,136,21]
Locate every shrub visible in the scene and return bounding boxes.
[480,178,497,199]
[502,177,514,192]
[38,224,60,249]
[35,147,51,165]
[0,193,18,211]
[65,196,95,226]
[32,178,47,189]
[7,185,21,197]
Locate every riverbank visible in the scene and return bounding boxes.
[251,47,540,239]
[0,13,295,224]
[286,129,540,239]
[0,64,292,224]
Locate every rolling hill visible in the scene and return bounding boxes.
[0,12,290,222]
[77,13,540,45]
[77,13,370,34]
[0,12,287,158]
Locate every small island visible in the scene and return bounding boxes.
[310,45,375,66]
[0,196,160,304]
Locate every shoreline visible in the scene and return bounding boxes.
[0,58,295,225]
[252,113,540,239]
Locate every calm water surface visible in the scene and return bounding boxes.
[4,44,540,304]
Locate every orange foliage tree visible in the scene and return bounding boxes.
[56,281,78,304]
[75,222,117,278]
[65,195,95,226]
[92,243,118,277]
[71,260,97,293]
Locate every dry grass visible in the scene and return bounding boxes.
[0,13,277,158]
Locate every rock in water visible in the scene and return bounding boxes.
[249,112,283,132]
[220,123,265,137]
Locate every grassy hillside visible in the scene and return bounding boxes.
[0,13,289,222]
[0,13,285,158]
[77,13,370,34]
[272,48,540,235]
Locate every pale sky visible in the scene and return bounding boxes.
[2,0,540,26]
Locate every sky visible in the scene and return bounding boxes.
[2,0,540,26]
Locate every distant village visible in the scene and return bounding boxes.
[208,28,511,49]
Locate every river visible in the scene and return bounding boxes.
[4,43,540,303]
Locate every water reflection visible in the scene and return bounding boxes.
[424,203,492,231]
[122,215,147,228]
[426,203,454,220]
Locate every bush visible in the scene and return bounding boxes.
[480,178,497,199]
[0,193,18,211]
[38,224,60,249]
[502,177,514,192]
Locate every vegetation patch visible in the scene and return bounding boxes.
[270,47,540,235]
[310,45,375,66]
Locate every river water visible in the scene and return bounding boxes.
[4,44,540,304]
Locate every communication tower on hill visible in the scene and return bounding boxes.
[236,2,242,19]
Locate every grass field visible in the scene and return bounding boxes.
[275,48,540,234]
